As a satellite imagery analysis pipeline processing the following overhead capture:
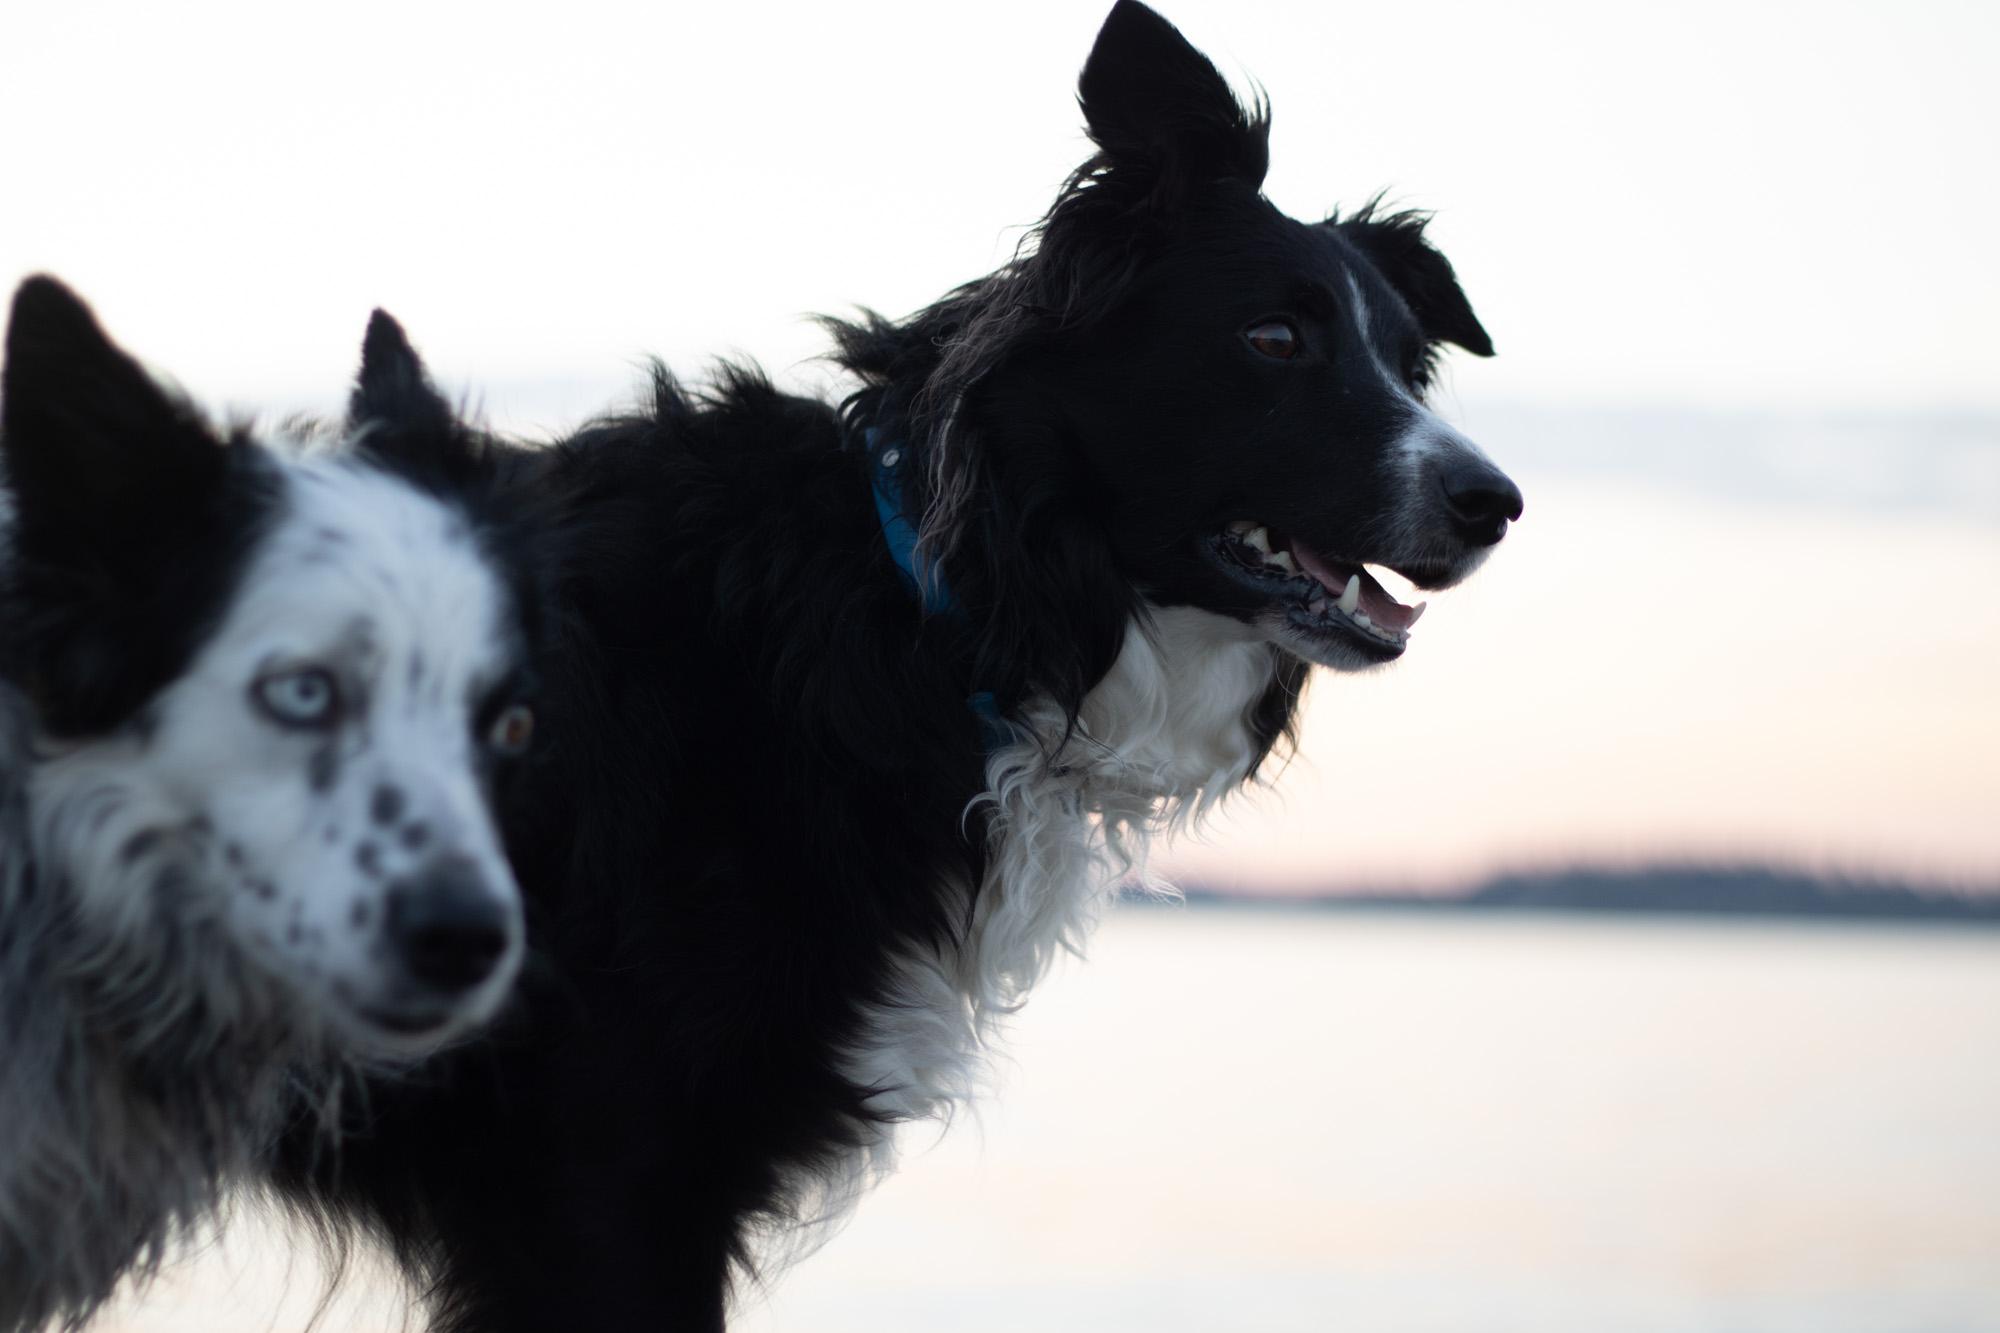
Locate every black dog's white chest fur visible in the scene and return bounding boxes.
[843,606,1279,1170]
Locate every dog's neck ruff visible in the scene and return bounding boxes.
[862,423,1006,747]
[815,605,1277,1262]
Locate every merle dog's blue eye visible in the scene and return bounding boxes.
[1245,319,1300,360]
[254,667,340,728]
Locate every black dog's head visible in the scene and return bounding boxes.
[852,1,1520,687]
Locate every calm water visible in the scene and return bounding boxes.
[97,911,2000,1332]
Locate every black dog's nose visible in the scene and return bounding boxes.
[386,860,512,993]
[1438,455,1524,546]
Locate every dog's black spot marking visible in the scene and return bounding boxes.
[121,829,163,864]
[399,821,430,852]
[287,922,303,945]
[316,526,350,546]
[356,842,382,876]
[408,653,427,689]
[309,745,339,794]
[225,842,245,867]
[186,815,212,837]
[253,880,277,901]
[152,864,190,916]
[351,899,371,928]
[371,784,406,825]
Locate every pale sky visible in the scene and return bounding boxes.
[4,0,1996,414]
[3,0,1997,889]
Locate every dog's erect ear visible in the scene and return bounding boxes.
[2,275,232,549]
[350,308,457,442]
[1078,1,1269,194]
[2,277,275,735]
[1337,212,1495,357]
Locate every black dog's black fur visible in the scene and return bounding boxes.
[277,5,1515,1329]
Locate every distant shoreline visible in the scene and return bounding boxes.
[1140,865,2000,925]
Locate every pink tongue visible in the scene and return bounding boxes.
[1287,540,1417,632]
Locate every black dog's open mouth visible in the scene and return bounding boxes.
[1203,521,1426,660]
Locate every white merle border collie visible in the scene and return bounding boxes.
[278,5,1522,1330]
[0,279,549,1331]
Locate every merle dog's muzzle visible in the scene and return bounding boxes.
[386,856,514,996]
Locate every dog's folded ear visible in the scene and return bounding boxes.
[1334,211,1496,357]
[1078,0,1269,196]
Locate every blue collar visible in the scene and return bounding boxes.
[864,425,957,613]
[863,425,1008,749]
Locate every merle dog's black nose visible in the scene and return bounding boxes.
[386,860,511,993]
[1438,455,1524,546]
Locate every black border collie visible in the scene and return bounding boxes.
[280,4,1521,1329]
[0,280,549,1330]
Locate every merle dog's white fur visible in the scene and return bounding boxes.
[0,299,531,1331]
[29,459,527,1058]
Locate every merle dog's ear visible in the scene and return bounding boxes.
[1079,0,1269,195]
[349,311,513,505]
[2,275,233,552]
[2,276,274,735]
[350,308,457,443]
[1336,212,1495,357]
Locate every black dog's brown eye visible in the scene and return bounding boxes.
[488,704,535,755]
[1245,320,1300,360]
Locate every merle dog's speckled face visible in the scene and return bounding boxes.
[1,279,535,1060]
[1018,1,1522,672]
[83,464,534,1054]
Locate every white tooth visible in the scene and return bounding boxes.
[1407,601,1427,626]
[1267,550,1297,573]
[1245,526,1272,553]
[1338,573,1361,615]
[1226,519,1255,536]
[1352,611,1373,630]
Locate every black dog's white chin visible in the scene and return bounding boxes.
[1271,607,1404,670]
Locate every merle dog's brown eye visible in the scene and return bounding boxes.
[1245,320,1300,360]
[488,704,535,756]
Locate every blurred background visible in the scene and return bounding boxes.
[4,1,1996,1329]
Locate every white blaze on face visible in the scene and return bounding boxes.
[30,456,529,1061]
[1343,272,1505,583]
